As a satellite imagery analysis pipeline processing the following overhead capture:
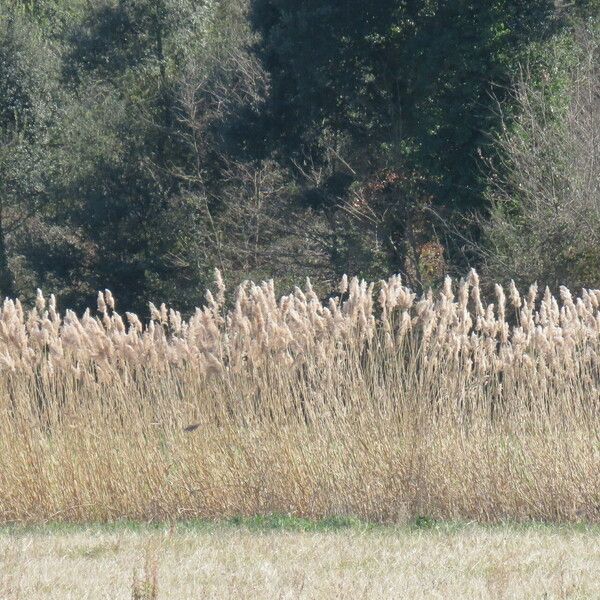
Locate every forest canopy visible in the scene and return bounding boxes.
[0,0,598,313]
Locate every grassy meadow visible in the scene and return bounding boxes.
[1,519,599,599]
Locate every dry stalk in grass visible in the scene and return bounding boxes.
[131,544,159,600]
[0,270,597,523]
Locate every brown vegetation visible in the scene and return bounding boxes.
[0,270,597,523]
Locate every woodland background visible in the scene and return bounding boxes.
[0,0,598,313]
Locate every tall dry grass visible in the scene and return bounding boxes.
[0,270,597,523]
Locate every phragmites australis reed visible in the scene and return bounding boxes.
[0,270,597,524]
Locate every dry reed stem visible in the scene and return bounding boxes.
[0,271,597,522]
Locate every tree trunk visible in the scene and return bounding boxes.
[0,203,16,299]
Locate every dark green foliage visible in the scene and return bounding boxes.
[481,22,600,291]
[251,0,571,288]
[0,0,596,309]
[0,8,63,298]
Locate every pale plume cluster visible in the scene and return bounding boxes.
[1,269,600,383]
[0,271,597,524]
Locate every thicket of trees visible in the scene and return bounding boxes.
[0,0,598,312]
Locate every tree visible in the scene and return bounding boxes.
[250,0,573,289]
[1,0,597,310]
[0,9,61,298]
[481,22,600,290]
[42,0,204,312]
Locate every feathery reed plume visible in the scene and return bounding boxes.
[0,271,597,524]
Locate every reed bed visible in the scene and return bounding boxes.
[0,270,597,523]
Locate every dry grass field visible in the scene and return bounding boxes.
[1,521,599,599]
[0,270,597,523]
